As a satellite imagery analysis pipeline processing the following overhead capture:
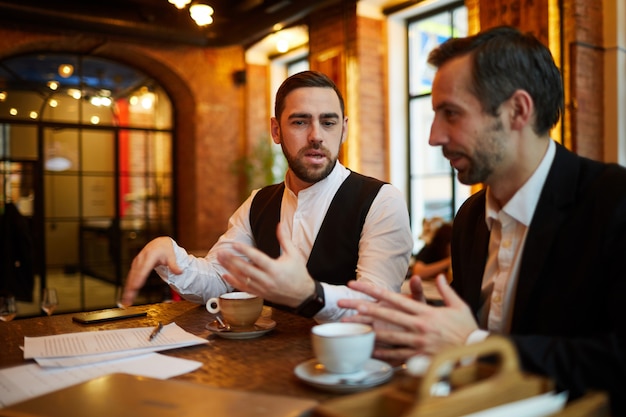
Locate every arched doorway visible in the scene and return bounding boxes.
[0,53,174,316]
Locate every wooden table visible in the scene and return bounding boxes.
[0,301,379,403]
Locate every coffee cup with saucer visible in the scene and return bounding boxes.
[294,322,394,392]
[205,292,275,339]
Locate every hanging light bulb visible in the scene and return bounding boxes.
[189,3,214,26]
[276,38,289,53]
[168,0,191,9]
[58,64,74,78]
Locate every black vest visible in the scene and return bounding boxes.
[249,171,385,285]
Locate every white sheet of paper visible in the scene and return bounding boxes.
[0,353,202,409]
[461,391,568,417]
[23,322,207,360]
[34,344,186,367]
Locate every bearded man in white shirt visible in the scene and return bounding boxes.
[120,70,413,323]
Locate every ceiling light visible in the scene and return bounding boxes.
[168,0,191,9]
[67,89,82,99]
[276,38,289,53]
[0,91,6,101]
[58,64,74,78]
[47,81,59,90]
[189,3,214,26]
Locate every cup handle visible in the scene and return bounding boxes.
[206,297,220,314]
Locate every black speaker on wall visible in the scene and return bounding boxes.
[233,70,246,86]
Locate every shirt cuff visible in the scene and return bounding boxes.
[466,329,489,345]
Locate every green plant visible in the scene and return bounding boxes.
[231,134,286,200]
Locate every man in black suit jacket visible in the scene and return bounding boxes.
[339,26,626,414]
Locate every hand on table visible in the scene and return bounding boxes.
[217,222,315,308]
[120,236,182,307]
[337,274,478,362]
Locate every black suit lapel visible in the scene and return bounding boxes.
[512,144,580,329]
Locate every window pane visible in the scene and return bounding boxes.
[1,124,38,159]
[408,13,455,96]
[44,128,79,172]
[409,97,447,176]
[45,220,79,267]
[81,98,116,126]
[0,91,45,121]
[1,161,35,215]
[45,174,79,218]
[82,176,115,218]
[411,175,454,220]
[42,92,81,124]
[452,7,469,37]
[81,130,114,173]
[407,2,468,240]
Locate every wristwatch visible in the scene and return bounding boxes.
[294,280,325,318]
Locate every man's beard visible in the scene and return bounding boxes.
[281,141,338,184]
[444,118,506,185]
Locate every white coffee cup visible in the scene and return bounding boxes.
[206,292,263,328]
[311,322,375,374]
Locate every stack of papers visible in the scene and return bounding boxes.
[24,322,207,366]
[0,323,208,408]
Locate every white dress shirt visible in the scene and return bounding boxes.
[468,140,556,342]
[155,162,413,322]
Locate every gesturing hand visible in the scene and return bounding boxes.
[337,274,478,361]
[217,222,315,308]
[120,236,182,307]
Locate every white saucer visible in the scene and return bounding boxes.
[294,358,393,393]
[206,317,276,339]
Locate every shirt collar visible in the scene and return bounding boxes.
[485,140,556,229]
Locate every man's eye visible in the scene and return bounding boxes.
[444,109,458,119]
[322,120,337,127]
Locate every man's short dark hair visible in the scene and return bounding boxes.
[274,70,345,121]
[428,26,564,136]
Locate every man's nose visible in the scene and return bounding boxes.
[428,117,447,147]
[308,122,323,142]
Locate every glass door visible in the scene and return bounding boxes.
[1,53,174,317]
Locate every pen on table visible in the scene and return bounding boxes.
[148,321,163,341]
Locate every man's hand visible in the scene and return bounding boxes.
[119,237,182,307]
[217,222,315,308]
[408,274,427,303]
[338,274,478,361]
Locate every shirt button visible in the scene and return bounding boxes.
[502,240,512,249]
[492,294,502,304]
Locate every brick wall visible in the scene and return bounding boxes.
[308,0,388,180]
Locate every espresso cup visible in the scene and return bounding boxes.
[206,292,263,328]
[311,322,375,374]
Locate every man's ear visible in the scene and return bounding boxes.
[508,89,533,131]
[270,117,281,144]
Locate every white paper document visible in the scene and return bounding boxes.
[24,322,207,366]
[0,353,202,408]
[461,391,568,417]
